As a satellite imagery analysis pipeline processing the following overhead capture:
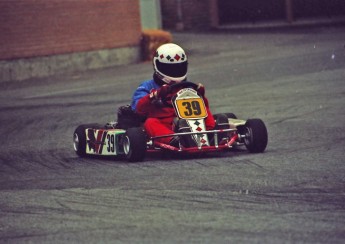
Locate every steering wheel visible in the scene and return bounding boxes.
[161,81,199,107]
[167,81,199,92]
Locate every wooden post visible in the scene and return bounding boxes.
[176,0,184,30]
[209,0,219,28]
[285,0,294,23]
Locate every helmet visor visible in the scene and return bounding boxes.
[155,60,188,78]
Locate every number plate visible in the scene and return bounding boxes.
[175,98,207,119]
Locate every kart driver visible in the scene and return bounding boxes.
[131,43,215,146]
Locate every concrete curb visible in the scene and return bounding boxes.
[0,46,141,83]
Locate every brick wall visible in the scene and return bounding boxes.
[0,0,142,60]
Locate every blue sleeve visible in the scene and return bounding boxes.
[131,80,159,111]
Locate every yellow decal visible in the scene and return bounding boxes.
[175,98,207,119]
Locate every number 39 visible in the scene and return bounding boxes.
[107,134,115,153]
[182,101,202,116]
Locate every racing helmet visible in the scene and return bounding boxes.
[153,43,188,84]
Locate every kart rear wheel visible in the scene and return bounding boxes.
[73,127,86,157]
[73,124,103,157]
[225,113,237,119]
[243,119,268,153]
[123,127,147,162]
[214,113,237,120]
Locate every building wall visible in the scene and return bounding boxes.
[161,0,345,30]
[181,0,211,29]
[293,0,345,19]
[140,0,162,29]
[161,0,215,30]
[160,0,179,30]
[0,0,142,60]
[218,0,286,24]
[218,0,345,24]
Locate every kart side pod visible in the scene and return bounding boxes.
[73,124,147,162]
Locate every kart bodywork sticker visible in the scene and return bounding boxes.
[185,119,210,146]
[85,129,124,155]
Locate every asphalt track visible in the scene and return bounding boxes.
[1,26,345,243]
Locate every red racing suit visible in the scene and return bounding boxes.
[136,86,215,144]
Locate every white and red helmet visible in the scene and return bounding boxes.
[153,43,188,84]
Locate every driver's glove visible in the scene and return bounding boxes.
[149,84,169,100]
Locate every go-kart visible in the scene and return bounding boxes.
[73,82,268,162]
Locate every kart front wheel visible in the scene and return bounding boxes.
[243,119,268,153]
[122,127,147,162]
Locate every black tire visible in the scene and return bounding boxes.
[243,119,268,153]
[214,114,229,129]
[122,127,147,162]
[214,113,237,120]
[73,124,103,157]
[224,113,237,119]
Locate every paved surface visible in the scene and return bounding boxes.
[0,25,344,243]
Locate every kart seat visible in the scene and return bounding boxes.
[116,105,146,129]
